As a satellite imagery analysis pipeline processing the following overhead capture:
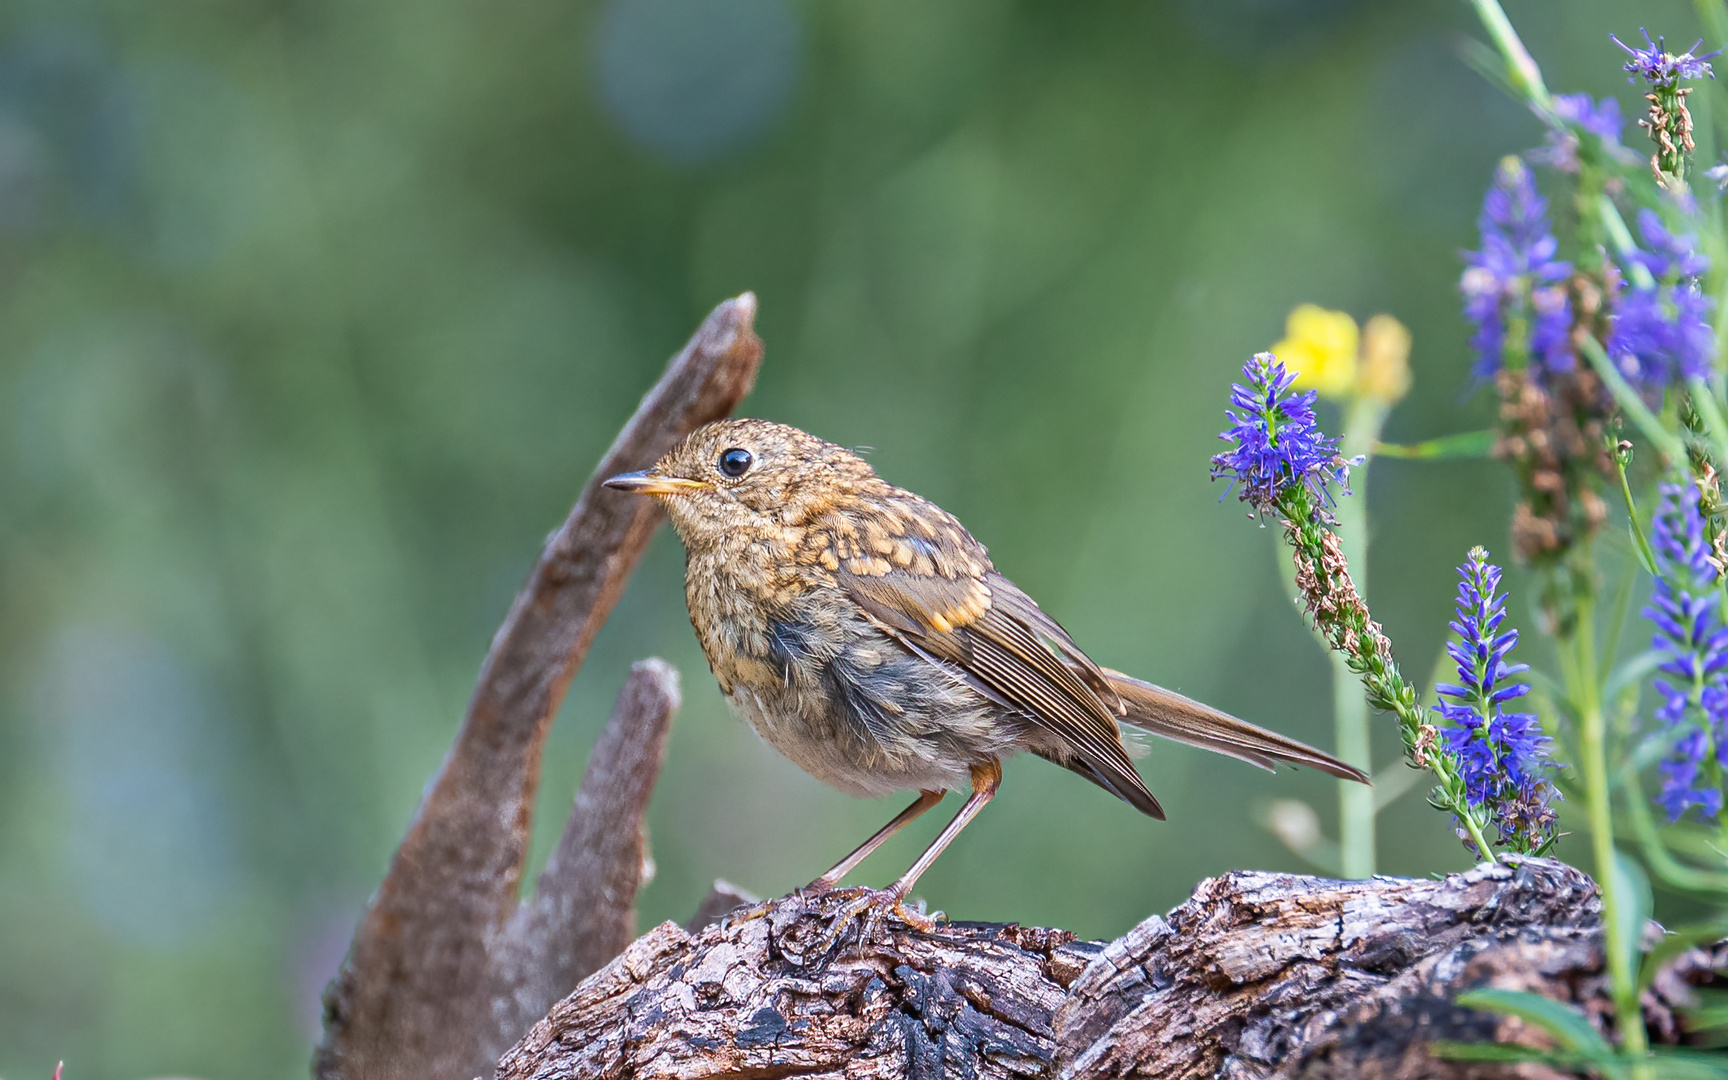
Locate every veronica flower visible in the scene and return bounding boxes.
[1460,158,1573,379]
[1608,210,1716,387]
[1434,548,1560,853]
[1615,30,1719,184]
[1645,484,1728,821]
[1628,209,1712,279]
[1536,94,1626,173]
[1613,30,1719,88]
[1213,358,1498,856]
[1209,352,1349,518]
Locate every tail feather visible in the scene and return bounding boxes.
[1032,748,1167,820]
[1101,668,1370,785]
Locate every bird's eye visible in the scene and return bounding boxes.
[718,447,754,478]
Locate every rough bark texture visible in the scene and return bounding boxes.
[497,892,1095,1080]
[496,858,1725,1080]
[1055,857,1602,1079]
[485,659,681,1061]
[315,295,762,1080]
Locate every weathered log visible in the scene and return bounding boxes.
[1054,857,1602,1078]
[497,891,1092,1080]
[496,858,1725,1080]
[315,295,762,1080]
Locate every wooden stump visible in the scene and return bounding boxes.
[493,857,1728,1079]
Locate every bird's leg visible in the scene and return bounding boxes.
[880,760,1002,931]
[787,765,999,960]
[805,789,945,894]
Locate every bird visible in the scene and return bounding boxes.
[605,419,1368,926]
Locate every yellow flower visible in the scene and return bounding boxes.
[1272,304,1359,400]
[1358,314,1413,406]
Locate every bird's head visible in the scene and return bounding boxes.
[603,419,878,546]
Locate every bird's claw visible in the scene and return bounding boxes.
[889,899,939,934]
[782,886,943,963]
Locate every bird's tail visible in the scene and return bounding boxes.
[1101,668,1370,784]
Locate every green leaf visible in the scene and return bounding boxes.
[1603,850,1658,995]
[1372,430,1496,460]
[1610,850,1655,991]
[1454,989,1618,1061]
[1631,728,1688,773]
[1648,1047,1728,1079]
[1427,1040,1552,1063]
[1430,1040,1623,1078]
[1622,765,1728,896]
[1685,986,1728,1031]
[1685,377,1728,471]
[1603,650,1663,702]
[1458,38,1519,100]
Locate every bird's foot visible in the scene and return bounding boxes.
[886,896,940,934]
[780,886,943,963]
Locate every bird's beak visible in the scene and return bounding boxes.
[602,470,708,496]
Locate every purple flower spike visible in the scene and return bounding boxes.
[1553,94,1625,143]
[1434,547,1560,853]
[1645,484,1728,822]
[1630,209,1711,280]
[1461,158,1573,379]
[1609,211,1716,388]
[1538,94,1626,173]
[1210,353,1349,518]
[1614,29,1719,87]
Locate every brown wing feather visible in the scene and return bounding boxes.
[835,528,1162,818]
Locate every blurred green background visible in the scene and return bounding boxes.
[0,0,1700,1075]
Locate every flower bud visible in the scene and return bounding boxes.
[1358,314,1413,405]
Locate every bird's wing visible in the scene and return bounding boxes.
[825,502,1161,818]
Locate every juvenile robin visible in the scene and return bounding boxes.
[606,419,1367,925]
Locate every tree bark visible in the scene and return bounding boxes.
[495,858,1725,1080]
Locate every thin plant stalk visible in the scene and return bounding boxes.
[1335,395,1386,878]
[1563,593,1650,1058]
[1276,480,1499,864]
[1467,0,1550,111]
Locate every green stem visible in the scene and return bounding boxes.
[1598,196,1658,291]
[1569,594,1649,1056]
[1333,396,1385,879]
[1467,0,1551,111]
[1458,808,1497,865]
[1613,452,1660,576]
[1275,484,1496,861]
